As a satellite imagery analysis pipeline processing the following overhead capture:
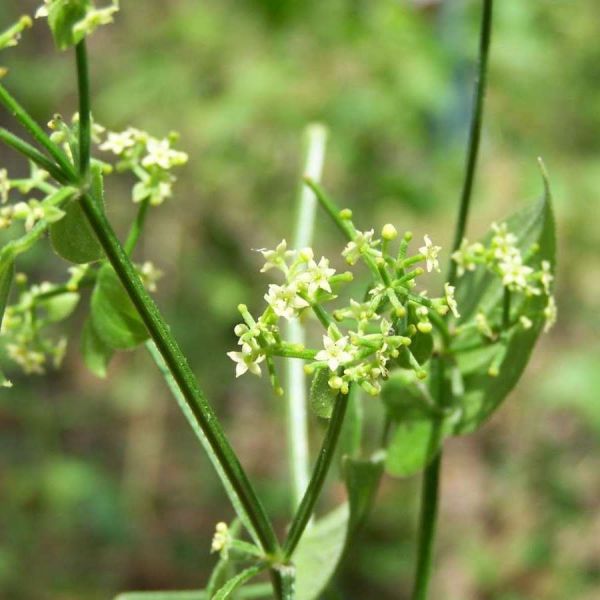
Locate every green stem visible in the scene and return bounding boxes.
[124,197,151,255]
[0,128,70,185]
[79,193,280,556]
[447,0,495,286]
[0,83,77,180]
[283,389,350,560]
[75,41,91,177]
[286,123,328,511]
[303,177,354,241]
[410,453,441,600]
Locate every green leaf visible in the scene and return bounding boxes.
[39,292,80,323]
[213,564,265,600]
[47,0,90,50]
[294,454,383,599]
[50,200,104,264]
[81,318,113,378]
[343,453,384,533]
[114,584,273,600]
[90,265,149,350]
[453,182,556,434]
[337,384,363,465]
[381,370,451,478]
[309,368,337,419]
[294,505,349,600]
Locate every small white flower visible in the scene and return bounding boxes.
[73,4,120,38]
[451,238,478,277]
[211,522,231,556]
[258,240,295,273]
[444,282,460,318]
[6,343,46,375]
[100,130,137,155]
[491,222,519,261]
[419,235,442,273]
[540,260,554,295]
[264,283,309,319]
[142,138,188,170]
[315,334,354,371]
[227,345,265,378]
[342,229,379,265]
[543,295,557,333]
[0,169,10,204]
[299,257,336,297]
[498,253,533,291]
[519,315,533,330]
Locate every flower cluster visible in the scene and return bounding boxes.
[228,225,460,397]
[100,127,188,206]
[210,522,231,558]
[452,221,556,332]
[36,0,119,41]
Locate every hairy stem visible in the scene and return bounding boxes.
[448,0,495,286]
[286,123,328,510]
[283,389,350,560]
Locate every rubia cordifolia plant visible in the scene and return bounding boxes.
[0,1,556,599]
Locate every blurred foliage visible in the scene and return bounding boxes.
[0,0,599,598]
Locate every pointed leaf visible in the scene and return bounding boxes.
[81,318,113,378]
[309,368,337,419]
[91,265,149,350]
[453,183,556,434]
[213,564,265,600]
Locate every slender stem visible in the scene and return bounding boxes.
[412,4,495,599]
[283,389,350,560]
[0,83,77,180]
[124,197,151,254]
[410,453,441,600]
[285,123,328,510]
[75,41,91,177]
[447,0,495,286]
[0,128,71,185]
[80,191,279,556]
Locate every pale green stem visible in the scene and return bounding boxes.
[285,123,328,510]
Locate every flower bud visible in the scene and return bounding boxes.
[382,224,398,241]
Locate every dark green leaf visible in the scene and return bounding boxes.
[90,265,149,350]
[47,0,90,50]
[381,369,436,422]
[309,368,337,419]
[453,184,556,434]
[81,318,113,378]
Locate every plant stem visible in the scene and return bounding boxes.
[448,0,495,286]
[75,41,91,177]
[124,197,151,254]
[286,123,328,510]
[0,83,77,180]
[410,453,441,600]
[70,44,280,560]
[283,389,350,560]
[0,128,70,184]
[412,3,495,599]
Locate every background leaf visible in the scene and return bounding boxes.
[309,368,337,419]
[90,265,149,350]
[81,318,113,378]
[453,187,556,434]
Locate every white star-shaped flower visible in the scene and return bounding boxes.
[315,334,354,371]
[264,283,309,319]
[299,257,336,297]
[258,239,295,273]
[419,235,442,273]
[227,344,265,378]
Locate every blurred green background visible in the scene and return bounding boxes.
[1,0,599,598]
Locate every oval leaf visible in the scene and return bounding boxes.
[309,368,337,419]
[81,318,113,378]
[90,265,149,350]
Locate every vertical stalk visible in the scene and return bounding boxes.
[448,0,495,286]
[286,123,328,510]
[283,389,350,560]
[411,453,441,600]
[412,2,495,599]
[72,39,281,565]
[75,41,91,177]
